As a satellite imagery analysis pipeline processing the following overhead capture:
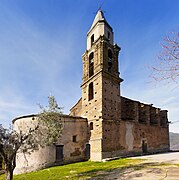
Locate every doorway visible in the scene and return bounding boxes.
[56,145,64,162]
[142,140,147,153]
[86,144,90,160]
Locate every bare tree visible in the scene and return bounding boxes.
[151,30,179,82]
[0,96,63,180]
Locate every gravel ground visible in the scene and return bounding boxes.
[119,152,179,180]
[131,151,179,164]
[92,152,179,180]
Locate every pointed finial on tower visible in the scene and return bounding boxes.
[95,1,105,14]
[97,2,103,11]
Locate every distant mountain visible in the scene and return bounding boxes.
[170,132,179,150]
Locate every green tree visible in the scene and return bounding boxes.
[0,96,63,180]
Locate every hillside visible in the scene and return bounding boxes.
[170,132,179,150]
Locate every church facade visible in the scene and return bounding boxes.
[14,10,169,174]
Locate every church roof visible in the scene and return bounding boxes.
[89,10,112,33]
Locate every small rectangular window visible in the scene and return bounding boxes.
[72,135,77,142]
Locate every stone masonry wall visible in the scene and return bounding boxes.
[119,120,169,154]
[100,97,170,159]
[70,98,82,117]
[13,115,88,174]
[100,120,169,159]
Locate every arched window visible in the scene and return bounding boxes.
[108,49,113,72]
[107,31,110,39]
[91,34,94,47]
[89,52,94,77]
[88,82,94,101]
[90,122,93,130]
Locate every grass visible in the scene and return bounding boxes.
[0,158,142,180]
[0,158,177,180]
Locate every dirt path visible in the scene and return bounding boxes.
[104,165,179,180]
[93,152,179,180]
[132,152,179,164]
[117,152,179,180]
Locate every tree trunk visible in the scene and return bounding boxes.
[5,169,13,180]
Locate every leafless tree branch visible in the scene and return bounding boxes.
[151,30,179,83]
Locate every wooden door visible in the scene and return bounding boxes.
[56,145,64,162]
[142,140,147,153]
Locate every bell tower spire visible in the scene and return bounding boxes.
[87,10,114,50]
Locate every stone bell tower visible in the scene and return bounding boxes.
[81,10,123,161]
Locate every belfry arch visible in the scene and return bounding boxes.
[89,52,94,77]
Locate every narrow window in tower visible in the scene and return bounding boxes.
[108,49,113,72]
[72,135,77,143]
[91,34,94,47]
[108,31,110,39]
[89,52,94,77]
[88,82,94,101]
[90,122,93,130]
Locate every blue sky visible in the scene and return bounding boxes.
[0,0,179,132]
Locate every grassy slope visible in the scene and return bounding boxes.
[0,158,142,180]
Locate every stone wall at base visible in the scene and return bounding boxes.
[101,120,169,160]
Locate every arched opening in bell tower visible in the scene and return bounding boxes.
[108,49,113,72]
[91,34,94,47]
[89,52,94,77]
[88,82,94,101]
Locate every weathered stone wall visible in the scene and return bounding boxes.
[13,115,88,174]
[100,120,169,159]
[57,116,88,162]
[81,73,103,161]
[102,76,121,121]
[121,97,169,152]
[121,97,136,121]
[121,97,168,126]
[70,98,82,116]
[100,97,170,159]
[150,107,160,125]
[119,120,169,154]
[160,110,168,127]
[101,120,121,158]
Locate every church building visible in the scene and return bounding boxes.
[13,10,170,174]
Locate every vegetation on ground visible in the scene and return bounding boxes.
[0,158,176,180]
